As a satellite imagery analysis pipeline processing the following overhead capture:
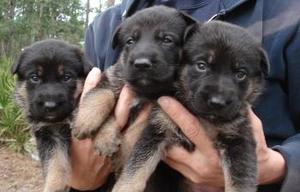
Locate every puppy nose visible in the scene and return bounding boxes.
[133,58,152,69]
[207,96,228,108]
[43,101,57,109]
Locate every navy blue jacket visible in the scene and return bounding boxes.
[85,0,300,191]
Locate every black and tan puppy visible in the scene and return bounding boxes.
[178,21,269,192]
[112,21,269,192]
[11,39,91,192]
[72,5,195,155]
[72,5,195,192]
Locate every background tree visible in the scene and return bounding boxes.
[0,0,85,57]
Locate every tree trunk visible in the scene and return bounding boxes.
[8,0,16,20]
[85,0,90,31]
[3,0,17,56]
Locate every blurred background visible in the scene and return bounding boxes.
[0,0,119,191]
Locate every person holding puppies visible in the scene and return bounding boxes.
[69,0,300,192]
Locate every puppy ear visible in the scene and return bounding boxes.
[259,48,270,77]
[82,56,93,75]
[111,25,122,49]
[11,48,27,75]
[73,47,93,75]
[179,12,198,43]
[179,11,197,26]
[183,23,200,42]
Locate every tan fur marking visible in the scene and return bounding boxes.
[15,82,30,115]
[37,65,43,76]
[114,121,147,171]
[208,50,215,64]
[73,79,84,100]
[112,147,163,192]
[119,52,126,66]
[58,64,64,75]
[220,149,234,192]
[72,88,116,139]
[43,148,70,192]
[155,110,177,132]
[220,149,255,192]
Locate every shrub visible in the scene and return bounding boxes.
[0,57,30,153]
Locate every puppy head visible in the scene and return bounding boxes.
[112,5,195,98]
[182,21,269,121]
[12,39,92,122]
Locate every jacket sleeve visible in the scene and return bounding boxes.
[84,5,122,70]
[273,135,300,192]
[85,19,96,67]
[272,23,300,192]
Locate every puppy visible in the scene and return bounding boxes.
[72,5,195,156]
[112,21,269,192]
[72,5,195,192]
[11,39,92,192]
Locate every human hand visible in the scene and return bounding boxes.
[158,96,224,188]
[69,67,112,190]
[249,107,286,184]
[158,96,286,188]
[69,67,152,190]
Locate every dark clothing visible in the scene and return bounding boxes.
[84,0,300,191]
[153,0,222,21]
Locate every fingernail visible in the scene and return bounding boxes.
[90,67,101,75]
[85,68,101,86]
[158,96,170,106]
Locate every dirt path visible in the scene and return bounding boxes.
[0,146,43,192]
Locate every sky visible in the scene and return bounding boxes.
[82,0,122,24]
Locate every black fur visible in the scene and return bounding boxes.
[115,6,195,99]
[72,5,196,192]
[114,21,269,192]
[12,39,92,192]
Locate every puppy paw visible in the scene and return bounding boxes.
[72,88,116,139]
[94,135,121,157]
[43,183,69,192]
[72,118,98,140]
[93,116,121,157]
[112,180,145,192]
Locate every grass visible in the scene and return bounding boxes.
[0,57,30,153]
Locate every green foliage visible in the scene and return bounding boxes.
[0,0,85,57]
[0,57,29,153]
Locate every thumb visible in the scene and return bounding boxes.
[158,96,214,152]
[80,67,101,104]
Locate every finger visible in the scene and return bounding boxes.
[164,145,209,167]
[164,157,200,183]
[71,138,99,158]
[70,137,112,190]
[71,138,111,174]
[133,103,152,125]
[247,107,269,160]
[114,85,136,129]
[248,107,266,144]
[80,67,101,103]
[158,96,214,151]
[164,145,190,161]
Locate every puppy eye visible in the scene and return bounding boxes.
[235,69,247,81]
[30,74,40,83]
[196,61,207,72]
[162,35,173,44]
[62,73,72,82]
[126,37,135,46]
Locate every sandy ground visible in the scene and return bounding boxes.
[0,146,44,192]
